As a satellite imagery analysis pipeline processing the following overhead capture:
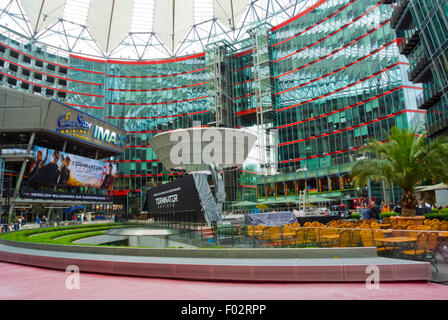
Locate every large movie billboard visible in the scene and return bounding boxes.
[27,146,117,190]
[146,175,202,213]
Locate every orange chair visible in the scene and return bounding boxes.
[371,222,381,230]
[261,226,283,247]
[295,228,313,247]
[282,226,298,246]
[423,232,441,271]
[302,227,318,247]
[360,230,374,247]
[247,225,255,237]
[350,229,362,247]
[373,230,396,253]
[416,225,432,230]
[440,221,448,231]
[338,229,352,247]
[431,222,441,231]
[401,231,427,259]
[303,222,312,227]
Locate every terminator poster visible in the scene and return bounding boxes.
[27,146,117,190]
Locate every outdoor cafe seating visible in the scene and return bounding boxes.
[244,217,448,269]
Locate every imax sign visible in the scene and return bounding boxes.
[92,125,126,147]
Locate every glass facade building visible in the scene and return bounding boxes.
[391,0,448,138]
[0,0,427,209]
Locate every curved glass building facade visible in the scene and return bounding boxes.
[0,0,427,211]
[391,0,448,138]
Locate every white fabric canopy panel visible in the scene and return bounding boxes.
[20,0,66,35]
[153,0,194,53]
[213,0,250,30]
[86,0,134,53]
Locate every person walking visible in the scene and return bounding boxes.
[370,201,380,221]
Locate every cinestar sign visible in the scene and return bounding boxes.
[92,125,126,147]
[57,112,92,132]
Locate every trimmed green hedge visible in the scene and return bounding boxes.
[0,223,129,244]
[352,210,448,221]
[380,212,401,219]
[351,213,361,220]
[423,213,448,221]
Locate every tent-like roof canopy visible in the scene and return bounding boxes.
[0,0,313,59]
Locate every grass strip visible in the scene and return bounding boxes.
[22,226,117,244]
[52,231,107,245]
[0,223,128,243]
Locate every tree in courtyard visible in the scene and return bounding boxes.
[350,126,448,217]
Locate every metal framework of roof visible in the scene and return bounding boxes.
[0,0,313,59]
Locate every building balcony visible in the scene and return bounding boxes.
[391,0,411,29]
[417,84,442,110]
[408,56,432,83]
[428,117,448,138]
[398,30,420,55]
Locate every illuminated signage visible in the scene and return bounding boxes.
[55,112,126,148]
[57,112,92,131]
[56,112,92,141]
[92,125,126,147]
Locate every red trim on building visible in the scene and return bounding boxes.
[0,42,105,75]
[276,39,400,95]
[106,110,209,120]
[115,173,184,178]
[69,54,106,63]
[106,96,208,106]
[275,19,391,79]
[0,70,105,97]
[235,93,256,100]
[281,141,390,164]
[106,67,207,78]
[127,125,209,134]
[70,52,205,65]
[236,107,258,116]
[273,2,382,63]
[276,62,409,112]
[278,85,423,129]
[0,56,105,86]
[238,185,257,189]
[233,78,256,86]
[106,52,205,65]
[65,103,105,109]
[111,190,141,196]
[272,0,357,47]
[271,0,329,32]
[233,49,253,58]
[233,65,253,73]
[125,145,151,148]
[106,81,207,92]
[279,109,425,147]
[106,159,160,163]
